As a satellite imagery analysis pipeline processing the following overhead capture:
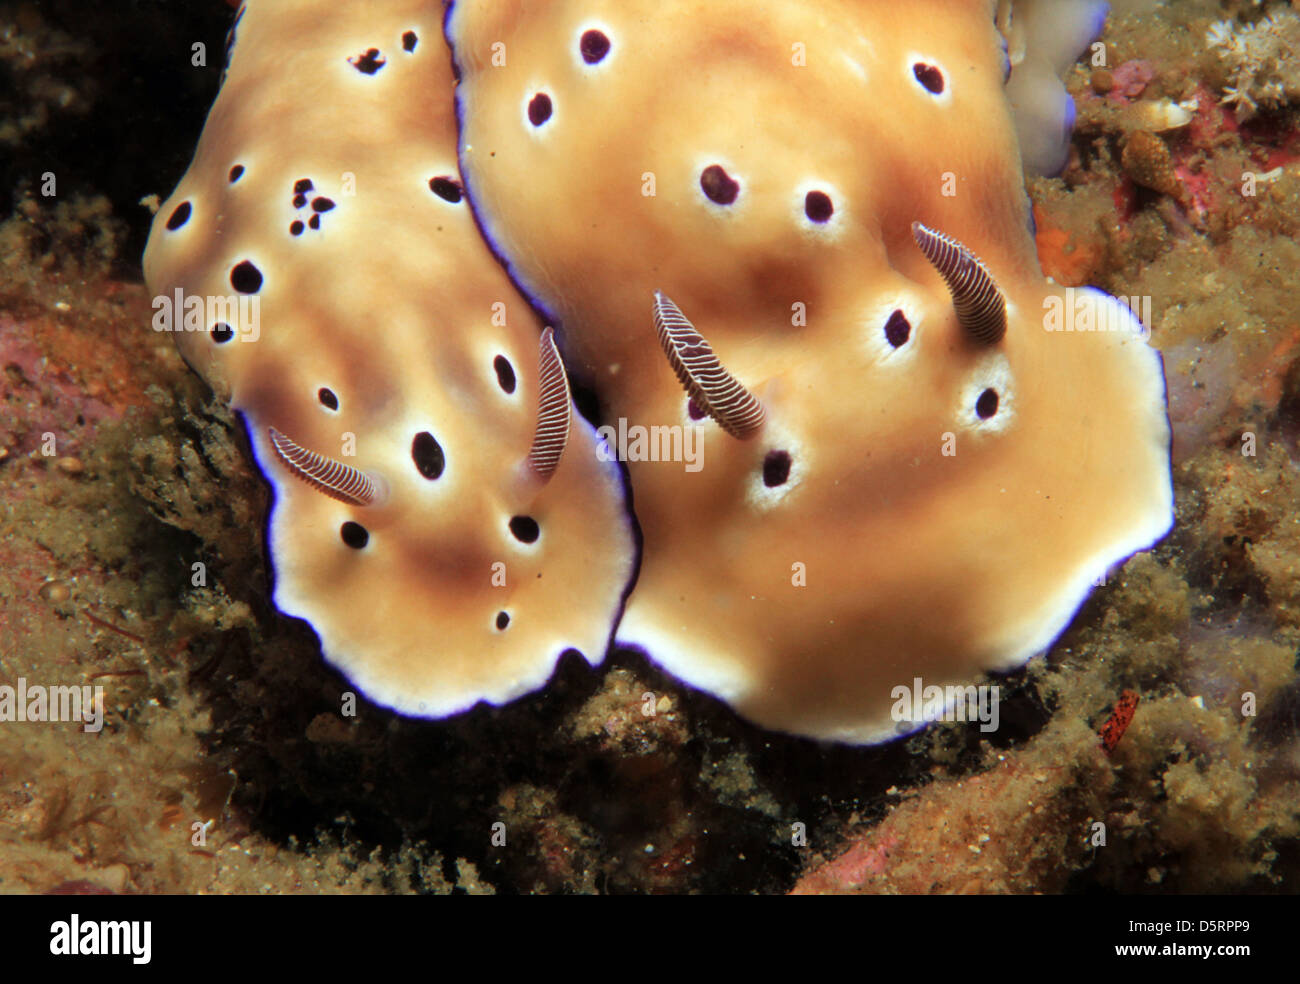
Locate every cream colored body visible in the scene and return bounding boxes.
[144,0,636,716]
[450,0,1172,741]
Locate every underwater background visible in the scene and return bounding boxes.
[0,0,1298,894]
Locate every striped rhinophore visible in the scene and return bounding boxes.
[527,326,571,480]
[268,427,379,506]
[653,291,765,439]
[912,222,1007,345]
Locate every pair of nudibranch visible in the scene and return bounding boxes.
[145,0,1170,743]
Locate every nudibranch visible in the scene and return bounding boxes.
[999,0,1110,175]
[143,0,636,717]
[449,0,1173,742]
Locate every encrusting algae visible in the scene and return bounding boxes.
[0,0,1297,894]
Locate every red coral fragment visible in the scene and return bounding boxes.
[1100,689,1140,754]
[45,880,115,895]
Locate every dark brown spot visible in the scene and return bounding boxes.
[349,48,385,74]
[763,450,792,487]
[495,611,510,630]
[341,521,369,549]
[700,164,739,205]
[580,29,610,64]
[528,92,553,126]
[211,323,234,344]
[294,178,314,194]
[804,191,833,223]
[308,214,320,230]
[411,431,445,480]
[494,355,516,394]
[429,176,463,203]
[230,260,263,294]
[884,309,911,347]
[311,196,335,212]
[290,220,305,236]
[402,31,418,53]
[913,62,945,94]
[687,398,706,420]
[293,193,308,208]
[976,388,999,419]
[318,388,338,411]
[509,515,540,544]
[228,165,245,183]
[165,201,192,230]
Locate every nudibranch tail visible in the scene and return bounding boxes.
[653,291,765,439]
[268,427,381,507]
[527,326,572,480]
[911,222,1008,345]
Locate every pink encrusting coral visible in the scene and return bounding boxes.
[142,0,636,718]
